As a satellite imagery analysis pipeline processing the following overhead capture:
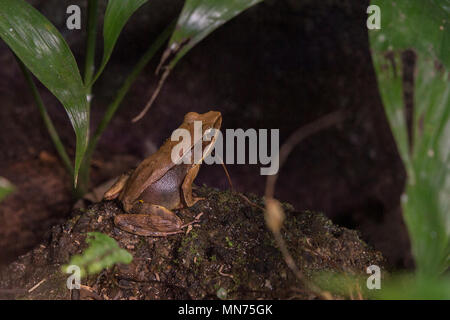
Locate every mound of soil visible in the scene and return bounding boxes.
[0,186,383,300]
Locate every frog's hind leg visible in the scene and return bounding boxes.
[181,164,205,207]
[103,170,133,200]
[115,203,184,237]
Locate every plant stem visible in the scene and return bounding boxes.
[17,60,74,175]
[84,0,99,97]
[75,22,175,196]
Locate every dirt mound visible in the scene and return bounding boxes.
[0,186,383,299]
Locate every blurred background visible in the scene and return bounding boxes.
[0,0,412,269]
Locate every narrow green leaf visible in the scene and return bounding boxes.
[76,22,175,196]
[371,274,450,300]
[0,0,88,186]
[313,271,450,299]
[369,0,450,276]
[84,0,100,88]
[17,59,74,175]
[0,177,14,202]
[370,0,450,68]
[166,0,263,69]
[91,0,148,85]
[133,0,263,121]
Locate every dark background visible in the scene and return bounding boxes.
[0,0,412,268]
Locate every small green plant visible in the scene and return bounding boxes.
[62,232,132,277]
[0,0,262,196]
[225,236,234,247]
[312,0,449,300]
[0,177,14,202]
[368,0,449,298]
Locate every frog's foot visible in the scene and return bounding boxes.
[114,213,184,237]
[181,164,205,207]
[103,170,133,200]
[115,203,183,237]
[187,196,206,207]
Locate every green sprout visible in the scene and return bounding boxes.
[62,232,132,278]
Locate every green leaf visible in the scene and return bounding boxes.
[371,274,450,300]
[92,0,148,85]
[133,0,263,121]
[313,271,450,299]
[62,232,132,278]
[312,271,450,300]
[0,177,14,202]
[312,271,368,299]
[0,0,88,186]
[369,0,450,276]
[166,0,263,68]
[370,0,450,68]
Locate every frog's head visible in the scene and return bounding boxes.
[184,111,222,133]
[183,111,222,161]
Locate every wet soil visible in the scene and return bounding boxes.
[0,187,383,300]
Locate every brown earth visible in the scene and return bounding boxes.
[0,186,383,300]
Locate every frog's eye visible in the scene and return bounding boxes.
[184,112,199,123]
[139,199,144,203]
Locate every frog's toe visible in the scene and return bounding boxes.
[191,196,205,206]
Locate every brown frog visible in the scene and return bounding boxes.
[104,111,222,236]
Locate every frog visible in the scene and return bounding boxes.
[104,111,222,237]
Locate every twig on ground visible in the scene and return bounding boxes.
[264,110,345,299]
[28,278,47,293]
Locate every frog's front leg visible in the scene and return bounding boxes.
[114,203,185,237]
[181,164,205,207]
